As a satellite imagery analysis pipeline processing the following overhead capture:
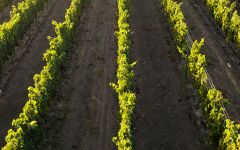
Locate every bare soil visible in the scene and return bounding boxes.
[0,0,25,23]
[181,0,240,122]
[0,0,71,146]
[2,0,234,149]
[40,0,118,149]
[130,0,206,149]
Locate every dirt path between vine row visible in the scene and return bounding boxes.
[0,0,24,23]
[130,0,206,149]
[0,0,71,146]
[182,0,240,122]
[41,0,118,149]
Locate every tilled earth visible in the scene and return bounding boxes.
[3,0,235,149]
[40,0,118,149]
[130,0,206,149]
[182,0,240,122]
[0,0,71,146]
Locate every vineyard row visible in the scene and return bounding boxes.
[161,0,240,149]
[0,0,46,70]
[1,0,239,149]
[203,0,240,53]
[2,0,85,149]
[110,0,136,150]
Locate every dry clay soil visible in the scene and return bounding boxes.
[41,0,206,150]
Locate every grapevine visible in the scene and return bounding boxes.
[110,0,136,149]
[2,0,85,149]
[203,0,240,52]
[160,0,240,148]
[0,0,46,70]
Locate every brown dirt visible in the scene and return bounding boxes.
[0,0,25,23]
[0,0,71,146]
[130,0,206,149]
[40,0,118,149]
[181,0,240,122]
